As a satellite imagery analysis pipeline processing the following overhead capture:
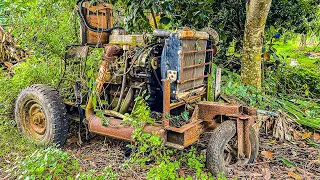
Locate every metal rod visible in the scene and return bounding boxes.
[214,68,221,101]
[162,80,170,128]
[116,51,128,112]
[177,74,210,84]
[182,62,212,69]
[181,49,215,54]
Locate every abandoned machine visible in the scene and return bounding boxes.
[14,1,259,175]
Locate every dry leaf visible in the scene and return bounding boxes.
[263,167,271,180]
[313,132,319,142]
[288,172,301,180]
[293,130,302,141]
[302,132,312,140]
[67,136,78,143]
[84,156,94,161]
[261,151,274,161]
[74,151,81,158]
[93,151,103,155]
[179,169,185,178]
[4,62,13,68]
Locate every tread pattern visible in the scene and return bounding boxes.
[206,120,237,175]
[206,121,260,175]
[15,84,68,147]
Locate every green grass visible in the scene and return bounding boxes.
[273,39,319,68]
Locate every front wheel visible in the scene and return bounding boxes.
[206,120,259,175]
[15,84,68,147]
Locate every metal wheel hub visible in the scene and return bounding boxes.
[25,103,47,139]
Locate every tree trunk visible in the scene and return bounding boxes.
[241,0,272,89]
[299,33,306,49]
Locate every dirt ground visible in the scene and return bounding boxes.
[63,121,320,180]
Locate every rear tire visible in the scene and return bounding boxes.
[206,120,259,175]
[15,84,68,147]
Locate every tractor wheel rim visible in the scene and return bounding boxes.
[24,101,47,140]
[223,136,239,167]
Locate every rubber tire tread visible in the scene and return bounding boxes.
[206,121,259,175]
[206,120,237,175]
[15,84,68,147]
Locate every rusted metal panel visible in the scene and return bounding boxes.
[237,118,245,158]
[88,116,133,141]
[243,106,257,116]
[177,74,210,84]
[166,120,203,147]
[162,80,171,128]
[80,2,113,45]
[88,116,166,142]
[237,115,254,160]
[197,102,241,121]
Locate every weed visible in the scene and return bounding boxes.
[6,147,80,179]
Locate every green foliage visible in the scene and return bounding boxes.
[111,0,214,33]
[0,57,60,115]
[123,91,166,166]
[267,0,319,34]
[7,147,80,179]
[125,93,223,179]
[0,117,38,168]
[265,66,320,99]
[280,158,296,167]
[4,0,79,58]
[180,147,213,180]
[146,160,181,180]
[221,67,320,130]
[77,167,119,180]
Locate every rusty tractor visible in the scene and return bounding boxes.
[14,1,259,175]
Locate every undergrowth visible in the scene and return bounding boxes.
[221,68,320,130]
[123,92,221,180]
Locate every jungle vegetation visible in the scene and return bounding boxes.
[0,0,319,179]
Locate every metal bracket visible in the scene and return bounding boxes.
[237,116,254,163]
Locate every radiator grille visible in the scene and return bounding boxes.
[177,39,207,92]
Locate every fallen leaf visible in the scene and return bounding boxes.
[179,169,185,178]
[293,130,302,141]
[83,156,94,161]
[4,62,13,68]
[263,167,271,180]
[302,132,312,140]
[313,132,319,142]
[261,151,274,161]
[267,139,277,145]
[74,151,81,158]
[92,152,103,155]
[288,172,301,180]
[67,136,78,143]
[234,169,239,175]
[280,158,295,167]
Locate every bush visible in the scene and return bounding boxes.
[7,147,80,179]
[0,57,59,116]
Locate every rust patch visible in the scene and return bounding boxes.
[162,80,171,128]
[197,101,241,121]
[88,116,165,142]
